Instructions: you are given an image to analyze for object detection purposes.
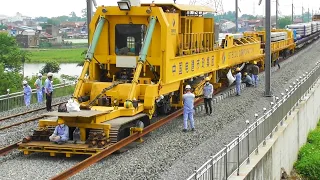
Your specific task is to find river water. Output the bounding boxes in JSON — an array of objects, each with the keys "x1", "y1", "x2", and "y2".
[{"x1": 24, "y1": 63, "x2": 83, "y2": 78}]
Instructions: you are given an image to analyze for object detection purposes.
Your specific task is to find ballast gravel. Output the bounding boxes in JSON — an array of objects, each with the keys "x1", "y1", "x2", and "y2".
[{"x1": 1, "y1": 40, "x2": 320, "y2": 180}]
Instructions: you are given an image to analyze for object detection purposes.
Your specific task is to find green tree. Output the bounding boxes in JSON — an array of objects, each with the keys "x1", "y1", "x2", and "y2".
[
  {"x1": 40, "y1": 60, "x2": 61, "y2": 74},
  {"x1": 0, "y1": 24, "x2": 8, "y2": 30},
  {"x1": 81, "y1": 8, "x2": 87, "y2": 19},
  {"x1": 0, "y1": 63, "x2": 23, "y2": 94},
  {"x1": 34, "y1": 16, "x2": 49, "y2": 22},
  {"x1": 47, "y1": 18, "x2": 60, "y2": 26},
  {"x1": 241, "y1": 14, "x2": 256, "y2": 20},
  {"x1": 0, "y1": 33, "x2": 32, "y2": 94},
  {"x1": 278, "y1": 16, "x2": 292, "y2": 29},
  {"x1": 0, "y1": 33, "x2": 30, "y2": 71}
]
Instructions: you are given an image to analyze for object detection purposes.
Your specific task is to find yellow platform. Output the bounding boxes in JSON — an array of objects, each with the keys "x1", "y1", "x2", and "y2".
[{"x1": 18, "y1": 141, "x2": 109, "y2": 157}]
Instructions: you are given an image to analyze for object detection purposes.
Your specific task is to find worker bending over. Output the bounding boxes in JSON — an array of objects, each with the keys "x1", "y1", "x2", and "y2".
[
  {"x1": 203, "y1": 77, "x2": 214, "y2": 115},
  {"x1": 242, "y1": 72, "x2": 254, "y2": 87},
  {"x1": 49, "y1": 119, "x2": 69, "y2": 145},
  {"x1": 234, "y1": 68, "x2": 242, "y2": 96},
  {"x1": 23, "y1": 80, "x2": 32, "y2": 106},
  {"x1": 182, "y1": 85, "x2": 195, "y2": 132},
  {"x1": 252, "y1": 61, "x2": 259, "y2": 87}
]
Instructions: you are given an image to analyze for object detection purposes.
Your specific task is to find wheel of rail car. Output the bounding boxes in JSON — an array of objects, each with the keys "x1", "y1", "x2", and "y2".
[
  {"x1": 116, "y1": 116, "x2": 150, "y2": 142},
  {"x1": 285, "y1": 50, "x2": 290, "y2": 57},
  {"x1": 113, "y1": 116, "x2": 150, "y2": 154},
  {"x1": 290, "y1": 49, "x2": 294, "y2": 55},
  {"x1": 136, "y1": 120, "x2": 144, "y2": 128}
]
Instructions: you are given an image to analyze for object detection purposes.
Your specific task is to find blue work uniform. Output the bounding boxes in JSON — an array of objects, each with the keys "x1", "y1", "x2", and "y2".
[
  {"x1": 45, "y1": 78, "x2": 53, "y2": 111},
  {"x1": 234, "y1": 72, "x2": 242, "y2": 95},
  {"x1": 51, "y1": 125, "x2": 69, "y2": 142},
  {"x1": 23, "y1": 85, "x2": 32, "y2": 106},
  {"x1": 35, "y1": 78, "x2": 43, "y2": 103},
  {"x1": 243, "y1": 75, "x2": 254, "y2": 87},
  {"x1": 44, "y1": 78, "x2": 53, "y2": 93},
  {"x1": 183, "y1": 92, "x2": 195, "y2": 129}
]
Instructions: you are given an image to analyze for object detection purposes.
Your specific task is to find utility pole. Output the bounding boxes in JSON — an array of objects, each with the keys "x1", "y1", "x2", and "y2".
[
  {"x1": 265, "y1": 0, "x2": 272, "y2": 97},
  {"x1": 302, "y1": 6, "x2": 304, "y2": 23},
  {"x1": 308, "y1": 8, "x2": 310, "y2": 22},
  {"x1": 292, "y1": 3, "x2": 294, "y2": 23},
  {"x1": 276, "y1": 0, "x2": 278, "y2": 28},
  {"x1": 235, "y1": 0, "x2": 238, "y2": 32},
  {"x1": 253, "y1": 2, "x2": 255, "y2": 16}
]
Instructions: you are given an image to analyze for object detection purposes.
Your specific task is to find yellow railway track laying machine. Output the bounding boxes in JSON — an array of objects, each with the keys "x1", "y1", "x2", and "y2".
[{"x1": 19, "y1": 1, "x2": 264, "y2": 156}]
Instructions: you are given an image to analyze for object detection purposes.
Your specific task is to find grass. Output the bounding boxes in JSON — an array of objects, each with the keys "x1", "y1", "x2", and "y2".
[
  {"x1": 28, "y1": 48, "x2": 86, "y2": 63},
  {"x1": 294, "y1": 120, "x2": 320, "y2": 179}
]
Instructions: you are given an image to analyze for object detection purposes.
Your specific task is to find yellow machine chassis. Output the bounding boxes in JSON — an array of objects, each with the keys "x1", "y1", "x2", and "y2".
[{"x1": 19, "y1": 3, "x2": 294, "y2": 156}]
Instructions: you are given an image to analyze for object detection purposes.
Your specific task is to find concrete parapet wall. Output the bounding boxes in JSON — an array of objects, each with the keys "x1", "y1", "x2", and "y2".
[{"x1": 229, "y1": 79, "x2": 320, "y2": 180}]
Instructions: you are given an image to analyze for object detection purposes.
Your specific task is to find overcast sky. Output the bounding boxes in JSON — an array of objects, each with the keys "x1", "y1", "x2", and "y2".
[{"x1": 0, "y1": 0, "x2": 319, "y2": 18}]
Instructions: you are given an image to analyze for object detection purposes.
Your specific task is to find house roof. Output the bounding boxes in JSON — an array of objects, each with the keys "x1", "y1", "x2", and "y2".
[{"x1": 40, "y1": 32, "x2": 53, "y2": 38}]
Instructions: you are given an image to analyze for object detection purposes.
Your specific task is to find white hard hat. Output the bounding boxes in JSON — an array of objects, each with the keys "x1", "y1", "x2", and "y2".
[
  {"x1": 47, "y1": 72, "x2": 53, "y2": 77},
  {"x1": 38, "y1": 73, "x2": 42, "y2": 77},
  {"x1": 185, "y1": 85, "x2": 191, "y2": 89},
  {"x1": 23, "y1": 80, "x2": 27, "y2": 85}
]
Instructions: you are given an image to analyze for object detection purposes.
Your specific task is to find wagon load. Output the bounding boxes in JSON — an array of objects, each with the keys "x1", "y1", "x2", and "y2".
[
  {"x1": 311, "y1": 22, "x2": 319, "y2": 33},
  {"x1": 271, "y1": 32, "x2": 287, "y2": 42},
  {"x1": 286, "y1": 23, "x2": 312, "y2": 37}
]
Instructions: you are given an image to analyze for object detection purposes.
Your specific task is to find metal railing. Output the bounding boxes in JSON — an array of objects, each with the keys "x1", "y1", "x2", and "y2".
[
  {"x1": 187, "y1": 61, "x2": 320, "y2": 180},
  {"x1": 0, "y1": 81, "x2": 76, "y2": 112}
]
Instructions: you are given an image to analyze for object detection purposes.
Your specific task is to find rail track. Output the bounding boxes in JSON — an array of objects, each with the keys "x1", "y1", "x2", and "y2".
[
  {"x1": 0, "y1": 101, "x2": 65, "y2": 122},
  {"x1": 49, "y1": 97, "x2": 204, "y2": 180},
  {"x1": 1, "y1": 40, "x2": 318, "y2": 179},
  {"x1": 0, "y1": 142, "x2": 19, "y2": 156},
  {"x1": 0, "y1": 101, "x2": 67, "y2": 132},
  {"x1": 49, "y1": 41, "x2": 319, "y2": 179},
  {"x1": 0, "y1": 115, "x2": 45, "y2": 131},
  {"x1": 0, "y1": 102, "x2": 66, "y2": 155}
]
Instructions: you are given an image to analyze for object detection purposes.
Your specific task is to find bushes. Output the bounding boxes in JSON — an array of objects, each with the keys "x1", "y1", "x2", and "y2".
[
  {"x1": 0, "y1": 63, "x2": 23, "y2": 94},
  {"x1": 40, "y1": 60, "x2": 61, "y2": 74},
  {"x1": 294, "y1": 121, "x2": 320, "y2": 179}
]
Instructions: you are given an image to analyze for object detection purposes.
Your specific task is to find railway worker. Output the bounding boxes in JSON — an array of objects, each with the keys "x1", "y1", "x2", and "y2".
[
  {"x1": 49, "y1": 119, "x2": 69, "y2": 145},
  {"x1": 274, "y1": 58, "x2": 281, "y2": 70},
  {"x1": 45, "y1": 72, "x2": 53, "y2": 112},
  {"x1": 252, "y1": 61, "x2": 259, "y2": 87},
  {"x1": 234, "y1": 68, "x2": 242, "y2": 96},
  {"x1": 23, "y1": 80, "x2": 32, "y2": 106},
  {"x1": 203, "y1": 77, "x2": 214, "y2": 115},
  {"x1": 182, "y1": 85, "x2": 195, "y2": 132},
  {"x1": 34, "y1": 73, "x2": 43, "y2": 103},
  {"x1": 242, "y1": 72, "x2": 254, "y2": 87}
]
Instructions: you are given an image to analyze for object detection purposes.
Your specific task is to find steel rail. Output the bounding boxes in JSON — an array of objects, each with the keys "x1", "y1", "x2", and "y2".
[
  {"x1": 0, "y1": 115, "x2": 45, "y2": 131},
  {"x1": 40, "y1": 38, "x2": 320, "y2": 179},
  {"x1": 0, "y1": 102, "x2": 65, "y2": 122},
  {"x1": 0, "y1": 142, "x2": 20, "y2": 156},
  {"x1": 49, "y1": 97, "x2": 205, "y2": 180}
]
